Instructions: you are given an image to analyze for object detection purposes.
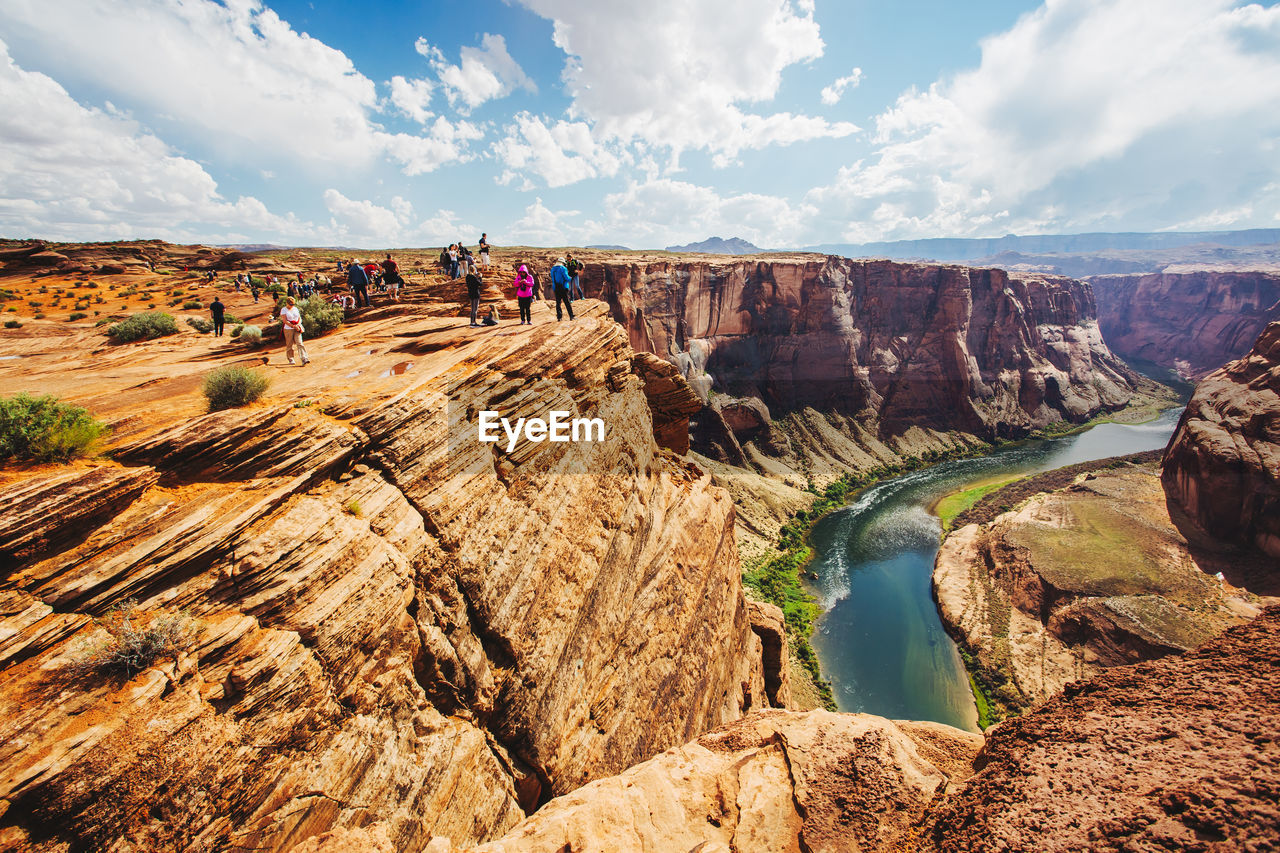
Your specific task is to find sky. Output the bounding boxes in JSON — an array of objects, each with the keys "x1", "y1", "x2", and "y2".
[{"x1": 0, "y1": 0, "x2": 1277, "y2": 249}]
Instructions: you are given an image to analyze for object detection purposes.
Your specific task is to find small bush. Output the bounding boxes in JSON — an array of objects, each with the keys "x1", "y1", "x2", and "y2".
[
  {"x1": 108, "y1": 311, "x2": 178, "y2": 342},
  {"x1": 345, "y1": 499, "x2": 362, "y2": 517},
  {"x1": 203, "y1": 366, "x2": 270, "y2": 411},
  {"x1": 74, "y1": 301, "x2": 89, "y2": 310},
  {"x1": 182, "y1": 300, "x2": 202, "y2": 310},
  {"x1": 185, "y1": 317, "x2": 213, "y2": 333},
  {"x1": 238, "y1": 325, "x2": 262, "y2": 344},
  {"x1": 171, "y1": 288, "x2": 185, "y2": 296},
  {"x1": 0, "y1": 393, "x2": 108, "y2": 461},
  {"x1": 33, "y1": 313, "x2": 45, "y2": 319},
  {"x1": 274, "y1": 297, "x2": 343, "y2": 337},
  {"x1": 71, "y1": 600, "x2": 197, "y2": 679},
  {"x1": 4, "y1": 319, "x2": 21, "y2": 328},
  {"x1": 68, "y1": 312, "x2": 88, "y2": 322}
]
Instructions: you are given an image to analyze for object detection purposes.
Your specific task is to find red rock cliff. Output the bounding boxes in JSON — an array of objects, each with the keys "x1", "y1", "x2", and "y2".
[
  {"x1": 591, "y1": 257, "x2": 1151, "y2": 440},
  {"x1": 1162, "y1": 320, "x2": 1280, "y2": 561},
  {"x1": 1091, "y1": 270, "x2": 1280, "y2": 378}
]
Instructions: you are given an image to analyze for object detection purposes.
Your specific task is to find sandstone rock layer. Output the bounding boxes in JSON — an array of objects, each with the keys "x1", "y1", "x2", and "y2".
[
  {"x1": 1162, "y1": 320, "x2": 1280, "y2": 562},
  {"x1": 1091, "y1": 270, "x2": 1280, "y2": 378},
  {"x1": 930, "y1": 605, "x2": 1280, "y2": 852},
  {"x1": 0, "y1": 301, "x2": 778, "y2": 851}
]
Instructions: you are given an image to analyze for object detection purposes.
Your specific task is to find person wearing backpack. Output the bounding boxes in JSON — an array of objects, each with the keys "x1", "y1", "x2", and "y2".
[
  {"x1": 566, "y1": 253, "x2": 584, "y2": 300},
  {"x1": 514, "y1": 264, "x2": 535, "y2": 324},
  {"x1": 550, "y1": 258, "x2": 573, "y2": 321}
]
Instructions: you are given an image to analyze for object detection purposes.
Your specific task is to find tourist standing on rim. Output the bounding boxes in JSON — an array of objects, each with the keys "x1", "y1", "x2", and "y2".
[
  {"x1": 550, "y1": 257, "x2": 573, "y2": 321},
  {"x1": 347, "y1": 259, "x2": 370, "y2": 307},
  {"x1": 279, "y1": 296, "x2": 310, "y2": 365},
  {"x1": 514, "y1": 264, "x2": 535, "y2": 325},
  {"x1": 478, "y1": 233, "x2": 490, "y2": 272},
  {"x1": 465, "y1": 259, "x2": 483, "y2": 326},
  {"x1": 381, "y1": 253, "x2": 403, "y2": 301},
  {"x1": 209, "y1": 296, "x2": 226, "y2": 337},
  {"x1": 566, "y1": 253, "x2": 584, "y2": 299}
]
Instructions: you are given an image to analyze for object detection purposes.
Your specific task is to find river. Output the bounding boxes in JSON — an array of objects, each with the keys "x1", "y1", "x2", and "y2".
[{"x1": 806, "y1": 408, "x2": 1183, "y2": 732}]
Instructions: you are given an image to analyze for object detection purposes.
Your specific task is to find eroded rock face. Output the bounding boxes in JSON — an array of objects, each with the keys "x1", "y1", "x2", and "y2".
[
  {"x1": 929, "y1": 605, "x2": 1280, "y2": 852},
  {"x1": 424, "y1": 710, "x2": 982, "y2": 853},
  {"x1": 0, "y1": 304, "x2": 777, "y2": 851},
  {"x1": 933, "y1": 464, "x2": 1268, "y2": 718},
  {"x1": 1091, "y1": 271, "x2": 1280, "y2": 378},
  {"x1": 593, "y1": 258, "x2": 1154, "y2": 439},
  {"x1": 1162, "y1": 321, "x2": 1280, "y2": 561}
]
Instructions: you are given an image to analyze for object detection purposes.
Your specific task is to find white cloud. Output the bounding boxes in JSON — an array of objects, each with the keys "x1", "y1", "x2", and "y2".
[
  {"x1": 820, "y1": 67, "x2": 863, "y2": 105},
  {"x1": 806, "y1": 0, "x2": 1280, "y2": 241},
  {"x1": 0, "y1": 38, "x2": 302, "y2": 243},
  {"x1": 321, "y1": 189, "x2": 477, "y2": 247},
  {"x1": 497, "y1": 179, "x2": 809, "y2": 248},
  {"x1": 415, "y1": 33, "x2": 535, "y2": 114},
  {"x1": 388, "y1": 75, "x2": 436, "y2": 124},
  {"x1": 380, "y1": 116, "x2": 485, "y2": 175},
  {"x1": 511, "y1": 0, "x2": 856, "y2": 176},
  {"x1": 0, "y1": 0, "x2": 480, "y2": 175},
  {"x1": 492, "y1": 113, "x2": 625, "y2": 188}
]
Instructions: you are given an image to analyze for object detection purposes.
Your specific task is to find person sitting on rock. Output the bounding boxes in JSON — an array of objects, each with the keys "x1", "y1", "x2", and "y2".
[{"x1": 481, "y1": 305, "x2": 499, "y2": 327}]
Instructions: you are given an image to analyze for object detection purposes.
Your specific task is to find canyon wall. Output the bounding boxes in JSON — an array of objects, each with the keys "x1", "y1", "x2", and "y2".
[
  {"x1": 0, "y1": 303, "x2": 780, "y2": 851},
  {"x1": 1091, "y1": 270, "x2": 1280, "y2": 378},
  {"x1": 588, "y1": 258, "x2": 1159, "y2": 449},
  {"x1": 1162, "y1": 320, "x2": 1280, "y2": 562}
]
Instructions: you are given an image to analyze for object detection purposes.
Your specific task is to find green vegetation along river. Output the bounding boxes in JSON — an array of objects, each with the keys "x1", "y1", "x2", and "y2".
[{"x1": 807, "y1": 408, "x2": 1183, "y2": 732}]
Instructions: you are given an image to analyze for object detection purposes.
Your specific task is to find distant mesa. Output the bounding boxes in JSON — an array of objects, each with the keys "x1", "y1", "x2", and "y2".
[
  {"x1": 665, "y1": 236, "x2": 763, "y2": 255},
  {"x1": 586, "y1": 244, "x2": 632, "y2": 251},
  {"x1": 807, "y1": 228, "x2": 1280, "y2": 265}
]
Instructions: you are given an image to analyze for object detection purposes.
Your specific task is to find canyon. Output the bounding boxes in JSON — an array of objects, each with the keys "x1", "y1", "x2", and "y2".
[
  {"x1": 1090, "y1": 270, "x2": 1280, "y2": 379},
  {"x1": 1, "y1": 241, "x2": 1277, "y2": 851}
]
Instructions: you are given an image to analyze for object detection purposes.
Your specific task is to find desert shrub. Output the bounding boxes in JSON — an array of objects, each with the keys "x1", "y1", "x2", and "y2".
[
  {"x1": 74, "y1": 301, "x2": 89, "y2": 310},
  {"x1": 0, "y1": 393, "x2": 108, "y2": 461},
  {"x1": 238, "y1": 324, "x2": 262, "y2": 344},
  {"x1": 266, "y1": 283, "x2": 285, "y2": 296},
  {"x1": 4, "y1": 319, "x2": 21, "y2": 329},
  {"x1": 203, "y1": 365, "x2": 270, "y2": 411},
  {"x1": 345, "y1": 499, "x2": 362, "y2": 517},
  {"x1": 68, "y1": 312, "x2": 87, "y2": 322},
  {"x1": 185, "y1": 317, "x2": 213, "y2": 333},
  {"x1": 71, "y1": 600, "x2": 197, "y2": 679},
  {"x1": 171, "y1": 288, "x2": 186, "y2": 296},
  {"x1": 33, "y1": 313, "x2": 45, "y2": 319},
  {"x1": 182, "y1": 300, "x2": 202, "y2": 310},
  {"x1": 274, "y1": 297, "x2": 343, "y2": 337},
  {"x1": 108, "y1": 311, "x2": 177, "y2": 342}
]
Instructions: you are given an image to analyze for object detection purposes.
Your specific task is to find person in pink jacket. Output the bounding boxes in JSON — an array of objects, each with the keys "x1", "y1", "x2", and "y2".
[{"x1": 514, "y1": 264, "x2": 535, "y2": 325}]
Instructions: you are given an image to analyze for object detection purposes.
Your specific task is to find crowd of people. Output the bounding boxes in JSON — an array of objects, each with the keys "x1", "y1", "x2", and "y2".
[{"x1": 209, "y1": 238, "x2": 594, "y2": 365}]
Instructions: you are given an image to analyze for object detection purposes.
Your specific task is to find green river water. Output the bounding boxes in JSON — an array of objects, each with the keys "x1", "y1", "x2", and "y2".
[{"x1": 806, "y1": 408, "x2": 1183, "y2": 732}]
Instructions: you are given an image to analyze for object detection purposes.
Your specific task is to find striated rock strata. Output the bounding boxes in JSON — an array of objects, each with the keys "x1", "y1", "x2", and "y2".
[
  {"x1": 933, "y1": 463, "x2": 1269, "y2": 718},
  {"x1": 1091, "y1": 270, "x2": 1280, "y2": 378},
  {"x1": 0, "y1": 302, "x2": 779, "y2": 851},
  {"x1": 1162, "y1": 320, "x2": 1280, "y2": 561},
  {"x1": 593, "y1": 258, "x2": 1157, "y2": 441},
  {"x1": 329, "y1": 710, "x2": 981, "y2": 853},
  {"x1": 930, "y1": 605, "x2": 1280, "y2": 852}
]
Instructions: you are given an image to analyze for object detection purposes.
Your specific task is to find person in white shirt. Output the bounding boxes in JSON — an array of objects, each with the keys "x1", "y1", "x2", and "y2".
[{"x1": 279, "y1": 296, "x2": 310, "y2": 365}]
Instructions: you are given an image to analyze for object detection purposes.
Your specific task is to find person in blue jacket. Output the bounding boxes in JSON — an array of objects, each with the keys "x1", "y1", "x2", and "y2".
[
  {"x1": 550, "y1": 258, "x2": 573, "y2": 321},
  {"x1": 347, "y1": 258, "x2": 370, "y2": 307}
]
